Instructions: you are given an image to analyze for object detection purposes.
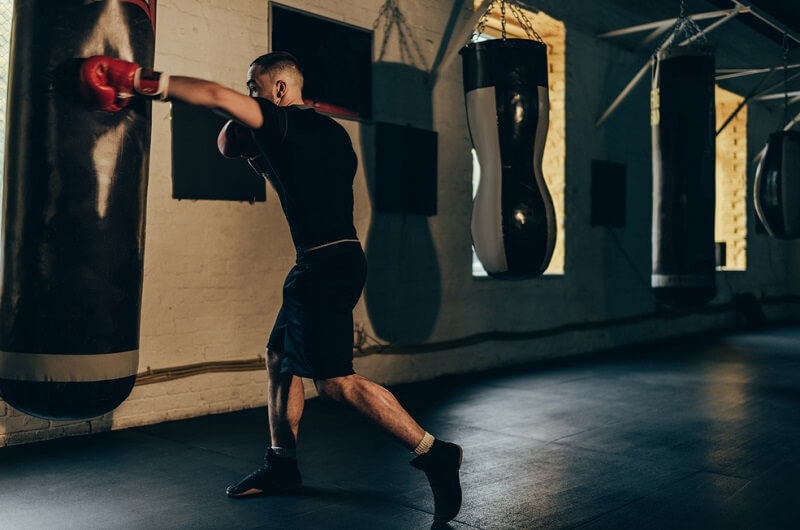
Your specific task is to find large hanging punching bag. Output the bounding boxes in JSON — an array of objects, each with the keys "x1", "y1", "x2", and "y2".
[
  {"x1": 0, "y1": 0, "x2": 156, "y2": 419},
  {"x1": 461, "y1": 38, "x2": 556, "y2": 280},
  {"x1": 754, "y1": 130, "x2": 800, "y2": 239},
  {"x1": 651, "y1": 45, "x2": 716, "y2": 308}
]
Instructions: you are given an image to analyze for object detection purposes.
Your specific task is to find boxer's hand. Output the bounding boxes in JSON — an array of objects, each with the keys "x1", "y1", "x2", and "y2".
[
  {"x1": 218, "y1": 120, "x2": 259, "y2": 159},
  {"x1": 218, "y1": 120, "x2": 270, "y2": 179},
  {"x1": 79, "y1": 56, "x2": 138, "y2": 111},
  {"x1": 79, "y1": 56, "x2": 169, "y2": 111}
]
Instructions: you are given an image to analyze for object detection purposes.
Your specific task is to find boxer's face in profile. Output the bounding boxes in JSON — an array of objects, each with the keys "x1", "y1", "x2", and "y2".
[
  {"x1": 246, "y1": 65, "x2": 286, "y2": 105},
  {"x1": 246, "y1": 65, "x2": 267, "y2": 98}
]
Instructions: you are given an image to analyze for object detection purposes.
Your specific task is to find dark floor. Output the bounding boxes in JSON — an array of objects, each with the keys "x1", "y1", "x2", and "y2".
[{"x1": 2, "y1": 326, "x2": 800, "y2": 529}]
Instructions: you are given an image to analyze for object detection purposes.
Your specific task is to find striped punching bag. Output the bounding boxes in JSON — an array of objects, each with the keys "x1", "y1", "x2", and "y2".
[
  {"x1": 0, "y1": 0, "x2": 156, "y2": 419},
  {"x1": 651, "y1": 45, "x2": 717, "y2": 308},
  {"x1": 461, "y1": 39, "x2": 555, "y2": 279},
  {"x1": 754, "y1": 130, "x2": 800, "y2": 239}
]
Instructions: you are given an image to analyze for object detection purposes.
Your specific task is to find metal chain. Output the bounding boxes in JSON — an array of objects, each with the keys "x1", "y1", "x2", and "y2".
[
  {"x1": 396, "y1": 6, "x2": 428, "y2": 68},
  {"x1": 472, "y1": 2, "x2": 495, "y2": 41},
  {"x1": 508, "y1": 2, "x2": 543, "y2": 42},
  {"x1": 657, "y1": 0, "x2": 708, "y2": 52},
  {"x1": 372, "y1": 0, "x2": 427, "y2": 68},
  {"x1": 676, "y1": 0, "x2": 705, "y2": 44},
  {"x1": 500, "y1": 0, "x2": 507, "y2": 40},
  {"x1": 471, "y1": 0, "x2": 544, "y2": 43},
  {"x1": 372, "y1": 0, "x2": 391, "y2": 30},
  {"x1": 373, "y1": 0, "x2": 395, "y2": 62}
]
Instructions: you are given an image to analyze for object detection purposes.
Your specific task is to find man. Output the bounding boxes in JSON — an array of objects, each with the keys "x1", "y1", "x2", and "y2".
[{"x1": 79, "y1": 52, "x2": 463, "y2": 523}]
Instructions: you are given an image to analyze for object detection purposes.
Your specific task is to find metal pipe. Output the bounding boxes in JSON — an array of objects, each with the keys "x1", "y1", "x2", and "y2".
[
  {"x1": 595, "y1": 60, "x2": 653, "y2": 127},
  {"x1": 785, "y1": 109, "x2": 800, "y2": 130},
  {"x1": 757, "y1": 70, "x2": 800, "y2": 99},
  {"x1": 597, "y1": 9, "x2": 740, "y2": 39},
  {"x1": 755, "y1": 90, "x2": 800, "y2": 101},
  {"x1": 716, "y1": 63, "x2": 800, "y2": 81},
  {"x1": 641, "y1": 25, "x2": 672, "y2": 47}
]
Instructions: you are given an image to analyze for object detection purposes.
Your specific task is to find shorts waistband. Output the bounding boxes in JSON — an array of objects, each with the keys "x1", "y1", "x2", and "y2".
[{"x1": 297, "y1": 239, "x2": 361, "y2": 255}]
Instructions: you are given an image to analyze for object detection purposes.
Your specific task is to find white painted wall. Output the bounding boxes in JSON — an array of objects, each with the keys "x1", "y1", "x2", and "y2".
[{"x1": 2, "y1": 0, "x2": 798, "y2": 445}]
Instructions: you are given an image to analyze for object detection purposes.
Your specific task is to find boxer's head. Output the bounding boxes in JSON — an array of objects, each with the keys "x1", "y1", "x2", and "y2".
[{"x1": 247, "y1": 51, "x2": 304, "y2": 106}]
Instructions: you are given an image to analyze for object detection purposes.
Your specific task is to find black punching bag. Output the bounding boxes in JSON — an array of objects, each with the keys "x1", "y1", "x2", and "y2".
[
  {"x1": 754, "y1": 130, "x2": 800, "y2": 239},
  {"x1": 461, "y1": 39, "x2": 556, "y2": 279},
  {"x1": 651, "y1": 45, "x2": 716, "y2": 308},
  {"x1": 0, "y1": 0, "x2": 156, "y2": 419}
]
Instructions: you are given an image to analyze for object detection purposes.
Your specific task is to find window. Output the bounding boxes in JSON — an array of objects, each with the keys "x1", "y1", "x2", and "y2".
[
  {"x1": 470, "y1": 2, "x2": 566, "y2": 276},
  {"x1": 171, "y1": 102, "x2": 267, "y2": 202},
  {"x1": 715, "y1": 85, "x2": 747, "y2": 270}
]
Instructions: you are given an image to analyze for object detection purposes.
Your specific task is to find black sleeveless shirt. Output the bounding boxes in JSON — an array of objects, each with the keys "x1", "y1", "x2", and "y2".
[{"x1": 251, "y1": 99, "x2": 358, "y2": 251}]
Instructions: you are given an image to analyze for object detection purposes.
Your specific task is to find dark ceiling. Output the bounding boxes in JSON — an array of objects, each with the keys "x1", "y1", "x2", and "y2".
[{"x1": 706, "y1": 0, "x2": 800, "y2": 47}]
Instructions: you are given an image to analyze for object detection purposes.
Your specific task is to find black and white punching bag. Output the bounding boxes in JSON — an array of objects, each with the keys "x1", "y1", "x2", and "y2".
[
  {"x1": 461, "y1": 39, "x2": 555, "y2": 279},
  {"x1": 0, "y1": 0, "x2": 156, "y2": 419},
  {"x1": 754, "y1": 130, "x2": 800, "y2": 239},
  {"x1": 651, "y1": 45, "x2": 717, "y2": 308}
]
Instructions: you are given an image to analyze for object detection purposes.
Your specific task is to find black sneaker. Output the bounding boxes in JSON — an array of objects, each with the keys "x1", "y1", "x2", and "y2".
[
  {"x1": 410, "y1": 440, "x2": 463, "y2": 523},
  {"x1": 226, "y1": 449, "x2": 302, "y2": 498}
]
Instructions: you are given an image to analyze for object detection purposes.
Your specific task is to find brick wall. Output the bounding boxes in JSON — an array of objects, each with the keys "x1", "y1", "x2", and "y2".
[{"x1": 716, "y1": 85, "x2": 748, "y2": 270}]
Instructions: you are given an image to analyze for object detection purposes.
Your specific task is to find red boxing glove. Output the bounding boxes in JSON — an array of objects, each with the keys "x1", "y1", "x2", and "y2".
[
  {"x1": 218, "y1": 120, "x2": 270, "y2": 179},
  {"x1": 217, "y1": 120, "x2": 259, "y2": 159},
  {"x1": 79, "y1": 55, "x2": 169, "y2": 112},
  {"x1": 79, "y1": 56, "x2": 137, "y2": 111}
]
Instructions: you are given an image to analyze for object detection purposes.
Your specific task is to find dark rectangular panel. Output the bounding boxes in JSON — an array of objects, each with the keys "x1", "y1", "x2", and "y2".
[
  {"x1": 271, "y1": 3, "x2": 372, "y2": 120},
  {"x1": 171, "y1": 102, "x2": 266, "y2": 203}
]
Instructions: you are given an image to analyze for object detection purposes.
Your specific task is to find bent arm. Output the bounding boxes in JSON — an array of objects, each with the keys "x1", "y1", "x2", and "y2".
[{"x1": 166, "y1": 76, "x2": 264, "y2": 129}]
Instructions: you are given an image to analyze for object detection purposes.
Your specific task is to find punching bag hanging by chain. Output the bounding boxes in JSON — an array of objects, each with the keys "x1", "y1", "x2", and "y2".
[
  {"x1": 754, "y1": 37, "x2": 800, "y2": 240},
  {"x1": 0, "y1": 0, "x2": 156, "y2": 419},
  {"x1": 651, "y1": 8, "x2": 716, "y2": 308},
  {"x1": 461, "y1": 1, "x2": 555, "y2": 279},
  {"x1": 755, "y1": 130, "x2": 800, "y2": 238}
]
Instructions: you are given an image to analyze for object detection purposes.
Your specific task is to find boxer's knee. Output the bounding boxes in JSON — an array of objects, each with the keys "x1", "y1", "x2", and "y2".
[{"x1": 267, "y1": 348, "x2": 283, "y2": 372}]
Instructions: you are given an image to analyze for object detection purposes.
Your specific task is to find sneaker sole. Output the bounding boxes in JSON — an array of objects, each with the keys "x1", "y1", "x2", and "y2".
[{"x1": 226, "y1": 484, "x2": 302, "y2": 498}]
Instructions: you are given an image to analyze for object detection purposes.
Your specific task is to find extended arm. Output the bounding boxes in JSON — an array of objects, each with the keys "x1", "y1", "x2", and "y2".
[
  {"x1": 78, "y1": 56, "x2": 264, "y2": 128},
  {"x1": 165, "y1": 76, "x2": 263, "y2": 129}
]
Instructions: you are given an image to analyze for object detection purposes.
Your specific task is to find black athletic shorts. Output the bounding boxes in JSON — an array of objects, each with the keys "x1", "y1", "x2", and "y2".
[{"x1": 267, "y1": 241, "x2": 367, "y2": 379}]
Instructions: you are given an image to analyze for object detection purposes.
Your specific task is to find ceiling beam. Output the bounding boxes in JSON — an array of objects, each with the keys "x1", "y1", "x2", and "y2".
[
  {"x1": 755, "y1": 90, "x2": 800, "y2": 101},
  {"x1": 597, "y1": 9, "x2": 742, "y2": 39},
  {"x1": 729, "y1": 0, "x2": 800, "y2": 46},
  {"x1": 596, "y1": 9, "x2": 741, "y2": 127},
  {"x1": 716, "y1": 63, "x2": 800, "y2": 81}
]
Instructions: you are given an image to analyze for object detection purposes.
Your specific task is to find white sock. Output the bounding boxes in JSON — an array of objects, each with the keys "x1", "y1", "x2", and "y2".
[
  {"x1": 271, "y1": 446, "x2": 297, "y2": 459},
  {"x1": 412, "y1": 432, "x2": 435, "y2": 456}
]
